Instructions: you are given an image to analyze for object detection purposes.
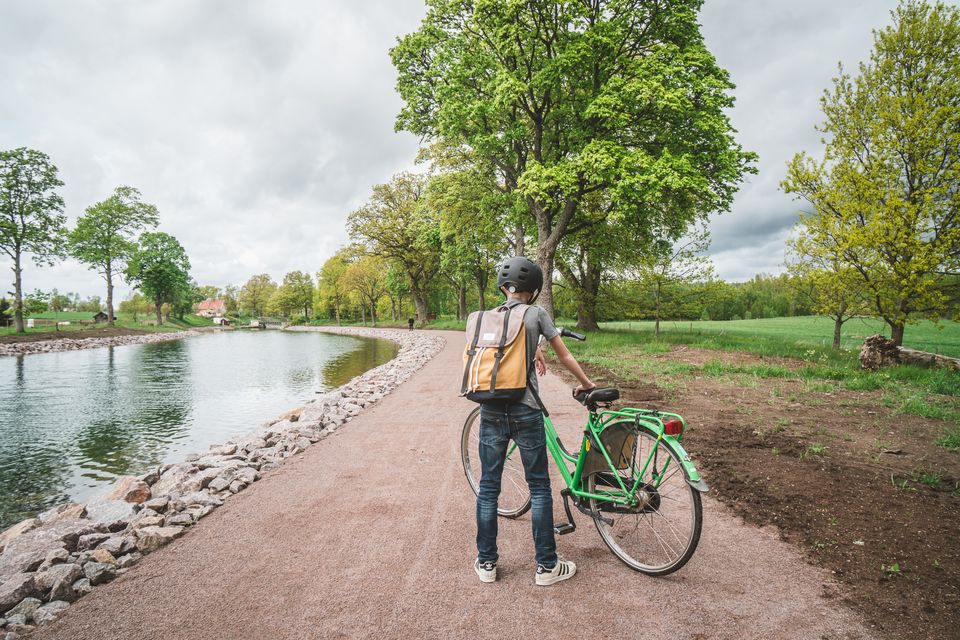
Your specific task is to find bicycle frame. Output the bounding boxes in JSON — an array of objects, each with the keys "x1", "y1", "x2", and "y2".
[{"x1": 502, "y1": 407, "x2": 708, "y2": 507}]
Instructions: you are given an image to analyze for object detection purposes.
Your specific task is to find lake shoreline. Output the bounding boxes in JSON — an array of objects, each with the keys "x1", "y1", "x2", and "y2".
[
  {"x1": 0, "y1": 327, "x2": 445, "y2": 634},
  {"x1": 0, "y1": 328, "x2": 204, "y2": 358}
]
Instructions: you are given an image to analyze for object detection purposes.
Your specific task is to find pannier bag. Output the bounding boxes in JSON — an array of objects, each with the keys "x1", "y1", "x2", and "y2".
[
  {"x1": 581, "y1": 421, "x2": 638, "y2": 477},
  {"x1": 461, "y1": 303, "x2": 531, "y2": 403}
]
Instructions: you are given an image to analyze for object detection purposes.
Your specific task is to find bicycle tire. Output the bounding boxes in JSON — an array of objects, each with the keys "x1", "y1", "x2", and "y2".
[
  {"x1": 460, "y1": 406, "x2": 532, "y2": 519},
  {"x1": 586, "y1": 422, "x2": 703, "y2": 576}
]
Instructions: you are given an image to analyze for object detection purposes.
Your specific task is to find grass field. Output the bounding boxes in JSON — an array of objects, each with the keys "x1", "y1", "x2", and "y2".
[{"x1": 0, "y1": 311, "x2": 212, "y2": 336}]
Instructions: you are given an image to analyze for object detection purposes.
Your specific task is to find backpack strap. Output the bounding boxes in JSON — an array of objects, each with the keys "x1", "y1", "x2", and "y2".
[
  {"x1": 488, "y1": 308, "x2": 512, "y2": 392},
  {"x1": 461, "y1": 310, "x2": 484, "y2": 394}
]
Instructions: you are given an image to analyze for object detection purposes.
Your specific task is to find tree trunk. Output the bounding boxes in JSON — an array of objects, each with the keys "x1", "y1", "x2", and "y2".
[
  {"x1": 534, "y1": 238, "x2": 559, "y2": 319},
  {"x1": 514, "y1": 224, "x2": 525, "y2": 256},
  {"x1": 413, "y1": 290, "x2": 428, "y2": 326},
  {"x1": 654, "y1": 281, "x2": 662, "y2": 339},
  {"x1": 890, "y1": 322, "x2": 905, "y2": 347},
  {"x1": 833, "y1": 316, "x2": 843, "y2": 350},
  {"x1": 370, "y1": 301, "x2": 377, "y2": 327},
  {"x1": 334, "y1": 294, "x2": 341, "y2": 326},
  {"x1": 155, "y1": 296, "x2": 163, "y2": 326},
  {"x1": 458, "y1": 286, "x2": 467, "y2": 320},
  {"x1": 360, "y1": 304, "x2": 366, "y2": 326},
  {"x1": 476, "y1": 271, "x2": 488, "y2": 310},
  {"x1": 105, "y1": 261, "x2": 115, "y2": 325},
  {"x1": 390, "y1": 297, "x2": 396, "y2": 322},
  {"x1": 13, "y1": 253, "x2": 24, "y2": 333}
]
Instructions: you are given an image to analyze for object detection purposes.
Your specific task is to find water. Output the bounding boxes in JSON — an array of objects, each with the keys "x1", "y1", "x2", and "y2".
[{"x1": 0, "y1": 330, "x2": 397, "y2": 529}]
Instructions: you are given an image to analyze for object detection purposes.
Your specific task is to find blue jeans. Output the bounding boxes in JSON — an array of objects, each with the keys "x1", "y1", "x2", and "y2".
[{"x1": 476, "y1": 402, "x2": 557, "y2": 569}]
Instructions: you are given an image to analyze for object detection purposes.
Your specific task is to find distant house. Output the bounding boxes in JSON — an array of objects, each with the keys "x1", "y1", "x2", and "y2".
[
  {"x1": 212, "y1": 316, "x2": 230, "y2": 326},
  {"x1": 196, "y1": 298, "x2": 227, "y2": 318},
  {"x1": 93, "y1": 311, "x2": 109, "y2": 323}
]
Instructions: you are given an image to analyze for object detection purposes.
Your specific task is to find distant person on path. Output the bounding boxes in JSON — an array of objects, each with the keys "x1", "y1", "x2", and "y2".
[{"x1": 461, "y1": 256, "x2": 595, "y2": 586}]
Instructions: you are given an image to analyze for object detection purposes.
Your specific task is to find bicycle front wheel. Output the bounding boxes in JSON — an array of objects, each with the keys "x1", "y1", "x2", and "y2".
[
  {"x1": 587, "y1": 423, "x2": 702, "y2": 576},
  {"x1": 460, "y1": 407, "x2": 531, "y2": 518}
]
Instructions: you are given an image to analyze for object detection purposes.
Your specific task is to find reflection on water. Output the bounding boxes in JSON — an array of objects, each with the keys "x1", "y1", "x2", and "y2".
[{"x1": 0, "y1": 331, "x2": 396, "y2": 529}]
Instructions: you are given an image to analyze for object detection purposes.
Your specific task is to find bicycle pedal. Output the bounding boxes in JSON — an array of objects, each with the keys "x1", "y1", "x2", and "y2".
[{"x1": 553, "y1": 523, "x2": 576, "y2": 535}]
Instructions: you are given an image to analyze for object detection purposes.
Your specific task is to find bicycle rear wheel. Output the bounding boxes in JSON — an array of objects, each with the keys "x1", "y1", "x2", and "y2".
[
  {"x1": 586, "y1": 423, "x2": 702, "y2": 576},
  {"x1": 460, "y1": 407, "x2": 531, "y2": 518}
]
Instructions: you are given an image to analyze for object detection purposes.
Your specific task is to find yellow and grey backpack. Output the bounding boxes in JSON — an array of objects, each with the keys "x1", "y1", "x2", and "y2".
[{"x1": 461, "y1": 303, "x2": 533, "y2": 405}]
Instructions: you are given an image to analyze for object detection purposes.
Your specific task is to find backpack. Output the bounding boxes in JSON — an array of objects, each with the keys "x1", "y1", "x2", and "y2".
[{"x1": 461, "y1": 303, "x2": 532, "y2": 404}]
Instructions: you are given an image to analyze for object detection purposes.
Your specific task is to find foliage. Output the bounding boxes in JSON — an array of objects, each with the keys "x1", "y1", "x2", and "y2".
[
  {"x1": 342, "y1": 255, "x2": 389, "y2": 325},
  {"x1": 67, "y1": 185, "x2": 159, "y2": 323},
  {"x1": 268, "y1": 271, "x2": 315, "y2": 319},
  {"x1": 125, "y1": 232, "x2": 192, "y2": 325},
  {"x1": 392, "y1": 0, "x2": 755, "y2": 316},
  {"x1": 316, "y1": 246, "x2": 357, "y2": 324},
  {"x1": 238, "y1": 274, "x2": 277, "y2": 318},
  {"x1": 347, "y1": 172, "x2": 441, "y2": 325},
  {"x1": 783, "y1": 0, "x2": 960, "y2": 346},
  {"x1": 0, "y1": 147, "x2": 67, "y2": 332},
  {"x1": 196, "y1": 285, "x2": 222, "y2": 301},
  {"x1": 23, "y1": 289, "x2": 49, "y2": 316}
]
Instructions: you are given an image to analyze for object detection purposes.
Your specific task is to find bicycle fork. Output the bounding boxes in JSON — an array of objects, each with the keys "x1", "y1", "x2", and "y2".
[{"x1": 553, "y1": 488, "x2": 614, "y2": 536}]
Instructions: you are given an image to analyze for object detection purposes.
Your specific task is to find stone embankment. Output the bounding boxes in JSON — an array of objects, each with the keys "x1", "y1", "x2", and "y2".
[
  {"x1": 0, "y1": 331, "x2": 201, "y2": 358},
  {"x1": 0, "y1": 327, "x2": 444, "y2": 638}
]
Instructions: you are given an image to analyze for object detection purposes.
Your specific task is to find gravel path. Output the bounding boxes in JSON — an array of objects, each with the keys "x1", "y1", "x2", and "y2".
[{"x1": 31, "y1": 330, "x2": 877, "y2": 640}]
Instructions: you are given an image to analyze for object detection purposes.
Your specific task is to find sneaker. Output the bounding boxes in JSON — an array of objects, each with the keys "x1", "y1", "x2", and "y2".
[
  {"x1": 535, "y1": 557, "x2": 576, "y2": 586},
  {"x1": 474, "y1": 558, "x2": 497, "y2": 583}
]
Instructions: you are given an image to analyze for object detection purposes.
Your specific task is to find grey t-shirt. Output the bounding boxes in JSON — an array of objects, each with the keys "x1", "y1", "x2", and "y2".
[{"x1": 502, "y1": 298, "x2": 560, "y2": 411}]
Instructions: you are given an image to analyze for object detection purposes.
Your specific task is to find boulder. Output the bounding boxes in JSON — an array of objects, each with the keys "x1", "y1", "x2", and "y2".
[
  {"x1": 143, "y1": 496, "x2": 170, "y2": 513},
  {"x1": 116, "y1": 552, "x2": 141, "y2": 569},
  {"x1": 208, "y1": 443, "x2": 238, "y2": 456},
  {"x1": 43, "y1": 548, "x2": 69, "y2": 566},
  {"x1": 0, "y1": 520, "x2": 102, "y2": 576},
  {"x1": 132, "y1": 516, "x2": 165, "y2": 530},
  {"x1": 180, "y1": 492, "x2": 223, "y2": 508},
  {"x1": 0, "y1": 520, "x2": 38, "y2": 555},
  {"x1": 96, "y1": 536, "x2": 135, "y2": 557},
  {"x1": 87, "y1": 549, "x2": 117, "y2": 566},
  {"x1": 82, "y1": 562, "x2": 115, "y2": 585},
  {"x1": 33, "y1": 562, "x2": 82, "y2": 595},
  {"x1": 71, "y1": 578, "x2": 92, "y2": 597},
  {"x1": 235, "y1": 467, "x2": 259, "y2": 485},
  {"x1": 134, "y1": 526, "x2": 184, "y2": 553},
  {"x1": 137, "y1": 467, "x2": 161, "y2": 486},
  {"x1": 228, "y1": 481, "x2": 246, "y2": 494},
  {"x1": 180, "y1": 467, "x2": 223, "y2": 492},
  {"x1": 84, "y1": 500, "x2": 137, "y2": 531},
  {"x1": 102, "y1": 476, "x2": 151, "y2": 504},
  {"x1": 33, "y1": 600, "x2": 70, "y2": 626},
  {"x1": 163, "y1": 513, "x2": 194, "y2": 527},
  {"x1": 150, "y1": 464, "x2": 195, "y2": 497},
  {"x1": 4, "y1": 597, "x2": 40, "y2": 622},
  {"x1": 76, "y1": 533, "x2": 111, "y2": 552},
  {"x1": 0, "y1": 573, "x2": 35, "y2": 614}
]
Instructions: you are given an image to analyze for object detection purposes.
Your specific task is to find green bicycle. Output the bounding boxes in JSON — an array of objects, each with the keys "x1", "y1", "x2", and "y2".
[{"x1": 461, "y1": 328, "x2": 708, "y2": 576}]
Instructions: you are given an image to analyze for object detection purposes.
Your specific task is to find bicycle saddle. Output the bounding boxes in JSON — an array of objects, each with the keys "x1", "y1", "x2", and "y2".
[{"x1": 574, "y1": 387, "x2": 620, "y2": 405}]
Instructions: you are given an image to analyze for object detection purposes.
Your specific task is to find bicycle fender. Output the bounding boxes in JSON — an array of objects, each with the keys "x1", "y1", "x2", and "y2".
[{"x1": 661, "y1": 435, "x2": 710, "y2": 492}]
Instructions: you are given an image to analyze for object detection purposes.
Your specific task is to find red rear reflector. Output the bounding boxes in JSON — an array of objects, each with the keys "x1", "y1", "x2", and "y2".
[{"x1": 663, "y1": 419, "x2": 683, "y2": 436}]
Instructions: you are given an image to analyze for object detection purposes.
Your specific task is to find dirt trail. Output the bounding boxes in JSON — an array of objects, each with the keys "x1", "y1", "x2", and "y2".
[{"x1": 33, "y1": 331, "x2": 876, "y2": 640}]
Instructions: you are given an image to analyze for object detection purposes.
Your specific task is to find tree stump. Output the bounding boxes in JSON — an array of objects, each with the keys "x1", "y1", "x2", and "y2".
[{"x1": 859, "y1": 334, "x2": 960, "y2": 371}]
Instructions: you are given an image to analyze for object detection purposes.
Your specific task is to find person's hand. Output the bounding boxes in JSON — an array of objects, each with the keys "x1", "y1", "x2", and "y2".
[
  {"x1": 535, "y1": 348, "x2": 547, "y2": 376},
  {"x1": 573, "y1": 381, "x2": 596, "y2": 395}
]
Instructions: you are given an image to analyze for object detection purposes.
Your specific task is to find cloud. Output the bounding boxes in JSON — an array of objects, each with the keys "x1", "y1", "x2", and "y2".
[{"x1": 0, "y1": 0, "x2": 919, "y2": 298}]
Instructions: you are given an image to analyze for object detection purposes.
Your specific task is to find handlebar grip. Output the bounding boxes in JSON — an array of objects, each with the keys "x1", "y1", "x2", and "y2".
[{"x1": 560, "y1": 327, "x2": 587, "y2": 341}]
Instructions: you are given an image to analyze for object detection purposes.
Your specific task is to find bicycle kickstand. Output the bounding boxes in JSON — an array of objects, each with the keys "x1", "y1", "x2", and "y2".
[{"x1": 553, "y1": 488, "x2": 577, "y2": 535}]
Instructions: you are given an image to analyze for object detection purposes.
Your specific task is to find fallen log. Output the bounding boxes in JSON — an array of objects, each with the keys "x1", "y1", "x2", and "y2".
[{"x1": 859, "y1": 334, "x2": 960, "y2": 372}]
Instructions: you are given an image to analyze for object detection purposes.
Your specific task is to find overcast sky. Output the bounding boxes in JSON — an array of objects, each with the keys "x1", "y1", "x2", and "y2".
[{"x1": 0, "y1": 0, "x2": 919, "y2": 300}]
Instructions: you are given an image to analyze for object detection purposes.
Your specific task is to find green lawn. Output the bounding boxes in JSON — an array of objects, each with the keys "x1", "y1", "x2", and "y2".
[
  {"x1": 0, "y1": 311, "x2": 212, "y2": 336},
  {"x1": 601, "y1": 316, "x2": 960, "y2": 358}
]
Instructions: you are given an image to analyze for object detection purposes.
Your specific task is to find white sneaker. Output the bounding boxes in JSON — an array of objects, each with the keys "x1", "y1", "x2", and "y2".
[
  {"x1": 535, "y1": 557, "x2": 576, "y2": 586},
  {"x1": 474, "y1": 558, "x2": 497, "y2": 583}
]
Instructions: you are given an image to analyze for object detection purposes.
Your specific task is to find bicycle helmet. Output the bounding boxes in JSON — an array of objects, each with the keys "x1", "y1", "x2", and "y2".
[{"x1": 497, "y1": 256, "x2": 544, "y2": 303}]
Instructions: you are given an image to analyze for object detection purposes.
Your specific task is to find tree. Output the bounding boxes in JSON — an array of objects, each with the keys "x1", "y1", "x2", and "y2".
[
  {"x1": 283, "y1": 271, "x2": 315, "y2": 320},
  {"x1": 347, "y1": 173, "x2": 441, "y2": 325},
  {"x1": 782, "y1": 0, "x2": 960, "y2": 346},
  {"x1": 196, "y1": 285, "x2": 222, "y2": 301},
  {"x1": 23, "y1": 289, "x2": 49, "y2": 316},
  {"x1": 68, "y1": 185, "x2": 159, "y2": 325},
  {"x1": 48, "y1": 288, "x2": 71, "y2": 313},
  {"x1": 0, "y1": 297, "x2": 10, "y2": 327},
  {"x1": 239, "y1": 274, "x2": 277, "y2": 318},
  {"x1": 632, "y1": 225, "x2": 716, "y2": 338},
  {"x1": 125, "y1": 232, "x2": 192, "y2": 326},
  {"x1": 0, "y1": 148, "x2": 66, "y2": 332},
  {"x1": 392, "y1": 0, "x2": 754, "y2": 317},
  {"x1": 343, "y1": 255, "x2": 388, "y2": 326},
  {"x1": 317, "y1": 248, "x2": 354, "y2": 325},
  {"x1": 222, "y1": 285, "x2": 240, "y2": 315},
  {"x1": 118, "y1": 292, "x2": 151, "y2": 321}
]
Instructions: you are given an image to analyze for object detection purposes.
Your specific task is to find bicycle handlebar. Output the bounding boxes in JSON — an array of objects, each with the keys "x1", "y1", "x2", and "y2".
[{"x1": 559, "y1": 327, "x2": 586, "y2": 341}]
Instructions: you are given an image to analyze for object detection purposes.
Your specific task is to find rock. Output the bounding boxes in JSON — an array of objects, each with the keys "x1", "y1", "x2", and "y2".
[
  {"x1": 341, "y1": 402, "x2": 362, "y2": 415},
  {"x1": 43, "y1": 548, "x2": 69, "y2": 566},
  {"x1": 32, "y1": 562, "x2": 82, "y2": 597},
  {"x1": 206, "y1": 468, "x2": 237, "y2": 493},
  {"x1": 180, "y1": 467, "x2": 222, "y2": 492},
  {"x1": 150, "y1": 464, "x2": 194, "y2": 497},
  {"x1": 0, "y1": 520, "x2": 38, "y2": 555},
  {"x1": 163, "y1": 513, "x2": 193, "y2": 527},
  {"x1": 235, "y1": 467, "x2": 259, "y2": 485},
  {"x1": 76, "y1": 533, "x2": 111, "y2": 551},
  {"x1": 208, "y1": 443, "x2": 237, "y2": 456},
  {"x1": 134, "y1": 526, "x2": 184, "y2": 553},
  {"x1": 184, "y1": 505, "x2": 213, "y2": 522},
  {"x1": 102, "y1": 476, "x2": 152, "y2": 504},
  {"x1": 293, "y1": 437, "x2": 312, "y2": 452},
  {"x1": 116, "y1": 552, "x2": 141, "y2": 569},
  {"x1": 32, "y1": 600, "x2": 69, "y2": 626},
  {"x1": 181, "y1": 492, "x2": 223, "y2": 508},
  {"x1": 143, "y1": 496, "x2": 170, "y2": 513},
  {"x1": 71, "y1": 578, "x2": 92, "y2": 597},
  {"x1": 0, "y1": 520, "x2": 102, "y2": 576},
  {"x1": 82, "y1": 562, "x2": 115, "y2": 585},
  {"x1": 84, "y1": 500, "x2": 137, "y2": 531},
  {"x1": 87, "y1": 549, "x2": 117, "y2": 566},
  {"x1": 138, "y1": 467, "x2": 161, "y2": 486},
  {"x1": 5, "y1": 614, "x2": 27, "y2": 626},
  {"x1": 5, "y1": 597, "x2": 41, "y2": 622},
  {"x1": 260, "y1": 462, "x2": 280, "y2": 472},
  {"x1": 184, "y1": 453, "x2": 200, "y2": 462},
  {"x1": 228, "y1": 481, "x2": 246, "y2": 494},
  {"x1": 132, "y1": 516, "x2": 164, "y2": 530},
  {"x1": 243, "y1": 438, "x2": 267, "y2": 453},
  {"x1": 96, "y1": 536, "x2": 135, "y2": 557}
]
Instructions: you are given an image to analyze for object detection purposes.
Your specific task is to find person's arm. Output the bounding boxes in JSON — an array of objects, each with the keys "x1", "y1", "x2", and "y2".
[
  {"x1": 548, "y1": 334, "x2": 595, "y2": 393},
  {"x1": 535, "y1": 346, "x2": 547, "y2": 376}
]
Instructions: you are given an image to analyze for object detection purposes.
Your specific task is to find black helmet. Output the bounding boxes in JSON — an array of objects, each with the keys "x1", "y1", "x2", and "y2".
[{"x1": 497, "y1": 256, "x2": 544, "y2": 303}]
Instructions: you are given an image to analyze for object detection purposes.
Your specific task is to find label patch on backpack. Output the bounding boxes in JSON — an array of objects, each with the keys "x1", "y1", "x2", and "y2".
[{"x1": 482, "y1": 332, "x2": 495, "y2": 340}]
